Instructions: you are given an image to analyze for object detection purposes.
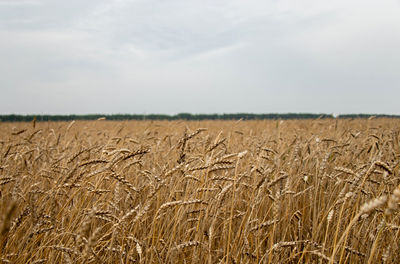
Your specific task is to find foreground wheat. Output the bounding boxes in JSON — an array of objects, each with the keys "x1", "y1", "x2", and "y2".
[{"x1": 0, "y1": 118, "x2": 399, "y2": 263}]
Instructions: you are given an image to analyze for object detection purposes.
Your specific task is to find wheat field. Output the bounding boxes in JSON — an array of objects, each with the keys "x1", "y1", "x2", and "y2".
[{"x1": 0, "y1": 118, "x2": 399, "y2": 263}]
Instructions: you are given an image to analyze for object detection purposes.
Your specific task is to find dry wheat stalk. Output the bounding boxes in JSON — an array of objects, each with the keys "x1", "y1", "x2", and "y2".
[{"x1": 1, "y1": 119, "x2": 400, "y2": 263}]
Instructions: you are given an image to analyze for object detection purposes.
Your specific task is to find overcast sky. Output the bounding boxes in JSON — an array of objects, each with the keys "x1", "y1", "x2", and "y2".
[{"x1": 1, "y1": 0, "x2": 399, "y2": 115}]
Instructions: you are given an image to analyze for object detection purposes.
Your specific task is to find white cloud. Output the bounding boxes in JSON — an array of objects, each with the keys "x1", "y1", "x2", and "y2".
[
  {"x1": 1, "y1": 0, "x2": 400, "y2": 114},
  {"x1": 0, "y1": 0, "x2": 41, "y2": 6}
]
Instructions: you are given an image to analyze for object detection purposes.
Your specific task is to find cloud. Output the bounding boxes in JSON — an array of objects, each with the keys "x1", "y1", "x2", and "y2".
[
  {"x1": 0, "y1": 0, "x2": 400, "y2": 114},
  {"x1": 0, "y1": 0, "x2": 41, "y2": 6}
]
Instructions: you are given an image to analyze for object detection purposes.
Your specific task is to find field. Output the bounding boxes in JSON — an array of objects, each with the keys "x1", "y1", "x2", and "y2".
[{"x1": 1, "y1": 118, "x2": 400, "y2": 263}]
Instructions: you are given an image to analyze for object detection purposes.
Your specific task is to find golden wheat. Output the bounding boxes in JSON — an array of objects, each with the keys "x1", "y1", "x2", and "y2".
[{"x1": 0, "y1": 119, "x2": 399, "y2": 263}]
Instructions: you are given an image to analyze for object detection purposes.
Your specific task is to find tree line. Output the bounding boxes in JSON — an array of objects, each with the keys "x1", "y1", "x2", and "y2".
[{"x1": 1, "y1": 113, "x2": 399, "y2": 122}]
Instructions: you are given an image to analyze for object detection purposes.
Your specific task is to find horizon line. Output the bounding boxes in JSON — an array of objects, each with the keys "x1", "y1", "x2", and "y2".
[{"x1": 1, "y1": 113, "x2": 400, "y2": 122}]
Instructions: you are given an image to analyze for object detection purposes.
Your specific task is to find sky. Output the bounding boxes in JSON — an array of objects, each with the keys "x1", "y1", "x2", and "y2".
[{"x1": 1, "y1": 0, "x2": 400, "y2": 115}]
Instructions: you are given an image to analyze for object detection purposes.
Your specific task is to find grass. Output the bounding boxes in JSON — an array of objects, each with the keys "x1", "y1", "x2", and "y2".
[{"x1": 0, "y1": 118, "x2": 399, "y2": 263}]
